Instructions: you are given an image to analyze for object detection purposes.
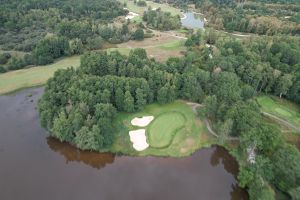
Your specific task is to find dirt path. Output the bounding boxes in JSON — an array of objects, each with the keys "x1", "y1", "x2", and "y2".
[
  {"x1": 187, "y1": 102, "x2": 239, "y2": 140},
  {"x1": 262, "y1": 112, "x2": 300, "y2": 132},
  {"x1": 186, "y1": 102, "x2": 218, "y2": 137}
]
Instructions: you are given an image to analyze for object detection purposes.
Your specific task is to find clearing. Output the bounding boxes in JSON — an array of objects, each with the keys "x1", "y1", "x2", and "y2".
[
  {"x1": 0, "y1": 56, "x2": 80, "y2": 95},
  {"x1": 112, "y1": 101, "x2": 214, "y2": 157},
  {"x1": 120, "y1": 0, "x2": 182, "y2": 16}
]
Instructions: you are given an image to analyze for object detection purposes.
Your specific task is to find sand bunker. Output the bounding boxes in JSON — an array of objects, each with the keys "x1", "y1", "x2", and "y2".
[
  {"x1": 125, "y1": 12, "x2": 139, "y2": 20},
  {"x1": 129, "y1": 129, "x2": 149, "y2": 151},
  {"x1": 131, "y1": 116, "x2": 154, "y2": 127}
]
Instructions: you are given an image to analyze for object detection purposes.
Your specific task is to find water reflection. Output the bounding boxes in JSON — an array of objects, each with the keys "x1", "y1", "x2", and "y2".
[
  {"x1": 47, "y1": 137, "x2": 115, "y2": 169},
  {"x1": 210, "y1": 146, "x2": 239, "y2": 176},
  {"x1": 0, "y1": 87, "x2": 248, "y2": 200}
]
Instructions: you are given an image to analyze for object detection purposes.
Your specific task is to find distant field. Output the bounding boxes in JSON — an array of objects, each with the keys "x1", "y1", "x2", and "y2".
[
  {"x1": 257, "y1": 95, "x2": 300, "y2": 129},
  {"x1": 120, "y1": 0, "x2": 182, "y2": 16},
  {"x1": 0, "y1": 56, "x2": 80, "y2": 95},
  {"x1": 0, "y1": 31, "x2": 186, "y2": 95},
  {"x1": 112, "y1": 101, "x2": 213, "y2": 157}
]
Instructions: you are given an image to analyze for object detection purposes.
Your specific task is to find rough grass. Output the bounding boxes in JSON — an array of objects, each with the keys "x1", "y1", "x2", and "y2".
[
  {"x1": 0, "y1": 56, "x2": 80, "y2": 95},
  {"x1": 111, "y1": 100, "x2": 213, "y2": 157},
  {"x1": 148, "y1": 111, "x2": 186, "y2": 148},
  {"x1": 120, "y1": 0, "x2": 182, "y2": 16},
  {"x1": 257, "y1": 95, "x2": 300, "y2": 128}
]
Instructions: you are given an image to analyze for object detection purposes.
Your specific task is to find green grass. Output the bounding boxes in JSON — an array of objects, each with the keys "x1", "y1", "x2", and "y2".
[
  {"x1": 111, "y1": 100, "x2": 214, "y2": 157},
  {"x1": 0, "y1": 56, "x2": 80, "y2": 95},
  {"x1": 148, "y1": 111, "x2": 186, "y2": 148},
  {"x1": 257, "y1": 95, "x2": 300, "y2": 128},
  {"x1": 159, "y1": 40, "x2": 185, "y2": 50},
  {"x1": 120, "y1": 0, "x2": 182, "y2": 16}
]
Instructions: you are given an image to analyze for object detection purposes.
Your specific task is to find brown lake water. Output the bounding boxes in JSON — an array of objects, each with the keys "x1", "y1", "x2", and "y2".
[{"x1": 0, "y1": 87, "x2": 248, "y2": 200}]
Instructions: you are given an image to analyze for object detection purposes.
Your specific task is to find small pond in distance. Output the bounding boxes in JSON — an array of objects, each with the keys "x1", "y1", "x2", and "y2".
[
  {"x1": 181, "y1": 12, "x2": 205, "y2": 29},
  {"x1": 0, "y1": 87, "x2": 248, "y2": 200}
]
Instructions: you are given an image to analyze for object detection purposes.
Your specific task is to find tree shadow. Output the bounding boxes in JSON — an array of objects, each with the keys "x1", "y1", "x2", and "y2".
[{"x1": 47, "y1": 137, "x2": 115, "y2": 170}]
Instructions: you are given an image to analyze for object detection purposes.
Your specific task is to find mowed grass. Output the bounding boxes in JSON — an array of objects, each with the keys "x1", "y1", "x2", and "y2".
[
  {"x1": 159, "y1": 40, "x2": 185, "y2": 51},
  {"x1": 0, "y1": 56, "x2": 80, "y2": 95},
  {"x1": 120, "y1": 0, "x2": 182, "y2": 16},
  {"x1": 257, "y1": 95, "x2": 300, "y2": 128},
  {"x1": 148, "y1": 112, "x2": 186, "y2": 148},
  {"x1": 111, "y1": 100, "x2": 213, "y2": 157}
]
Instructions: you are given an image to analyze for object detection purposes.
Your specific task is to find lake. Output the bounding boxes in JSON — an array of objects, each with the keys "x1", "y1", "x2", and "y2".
[
  {"x1": 181, "y1": 12, "x2": 205, "y2": 29},
  {"x1": 0, "y1": 87, "x2": 248, "y2": 200}
]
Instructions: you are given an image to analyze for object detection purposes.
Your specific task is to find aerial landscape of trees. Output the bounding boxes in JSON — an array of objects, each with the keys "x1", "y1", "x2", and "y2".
[
  {"x1": 39, "y1": 30, "x2": 300, "y2": 198},
  {"x1": 1, "y1": 0, "x2": 300, "y2": 199}
]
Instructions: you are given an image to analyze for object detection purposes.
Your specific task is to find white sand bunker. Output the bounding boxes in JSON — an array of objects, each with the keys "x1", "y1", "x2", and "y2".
[
  {"x1": 131, "y1": 116, "x2": 154, "y2": 127},
  {"x1": 125, "y1": 11, "x2": 139, "y2": 20},
  {"x1": 129, "y1": 129, "x2": 149, "y2": 151}
]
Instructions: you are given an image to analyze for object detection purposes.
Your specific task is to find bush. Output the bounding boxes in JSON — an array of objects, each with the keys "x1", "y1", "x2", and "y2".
[
  {"x1": 0, "y1": 66, "x2": 7, "y2": 73},
  {"x1": 132, "y1": 28, "x2": 144, "y2": 40},
  {"x1": 137, "y1": 0, "x2": 147, "y2": 6},
  {"x1": 0, "y1": 53, "x2": 11, "y2": 64}
]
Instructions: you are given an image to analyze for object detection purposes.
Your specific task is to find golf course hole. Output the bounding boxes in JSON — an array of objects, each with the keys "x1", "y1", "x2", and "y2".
[{"x1": 147, "y1": 111, "x2": 186, "y2": 148}]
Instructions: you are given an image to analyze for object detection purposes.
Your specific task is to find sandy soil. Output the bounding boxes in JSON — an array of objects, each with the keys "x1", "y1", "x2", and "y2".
[
  {"x1": 131, "y1": 116, "x2": 154, "y2": 127},
  {"x1": 125, "y1": 11, "x2": 139, "y2": 20},
  {"x1": 129, "y1": 129, "x2": 149, "y2": 151}
]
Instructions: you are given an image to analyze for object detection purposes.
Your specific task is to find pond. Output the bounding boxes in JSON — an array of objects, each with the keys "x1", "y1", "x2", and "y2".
[
  {"x1": 0, "y1": 87, "x2": 248, "y2": 200},
  {"x1": 181, "y1": 12, "x2": 205, "y2": 29}
]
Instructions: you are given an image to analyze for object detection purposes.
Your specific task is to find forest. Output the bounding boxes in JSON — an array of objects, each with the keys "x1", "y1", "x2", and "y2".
[
  {"x1": 0, "y1": 0, "x2": 129, "y2": 72},
  {"x1": 39, "y1": 30, "x2": 300, "y2": 199}
]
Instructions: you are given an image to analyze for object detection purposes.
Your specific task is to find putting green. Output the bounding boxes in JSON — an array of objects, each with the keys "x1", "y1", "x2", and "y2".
[{"x1": 147, "y1": 111, "x2": 186, "y2": 148}]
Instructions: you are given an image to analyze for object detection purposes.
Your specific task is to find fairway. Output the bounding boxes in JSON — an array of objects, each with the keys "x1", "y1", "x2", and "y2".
[
  {"x1": 257, "y1": 95, "x2": 300, "y2": 128},
  {"x1": 120, "y1": 0, "x2": 182, "y2": 16},
  {"x1": 0, "y1": 56, "x2": 80, "y2": 95},
  {"x1": 148, "y1": 112, "x2": 186, "y2": 148}
]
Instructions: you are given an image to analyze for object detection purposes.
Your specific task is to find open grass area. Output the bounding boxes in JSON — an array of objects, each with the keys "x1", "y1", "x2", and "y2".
[
  {"x1": 257, "y1": 95, "x2": 300, "y2": 129},
  {"x1": 0, "y1": 35, "x2": 186, "y2": 95},
  {"x1": 120, "y1": 0, "x2": 182, "y2": 16},
  {"x1": 111, "y1": 100, "x2": 214, "y2": 157},
  {"x1": 0, "y1": 56, "x2": 80, "y2": 95},
  {"x1": 159, "y1": 40, "x2": 185, "y2": 50},
  {"x1": 148, "y1": 111, "x2": 186, "y2": 148}
]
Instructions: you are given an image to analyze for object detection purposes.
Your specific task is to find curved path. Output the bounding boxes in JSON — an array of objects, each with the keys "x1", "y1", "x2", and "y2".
[
  {"x1": 186, "y1": 102, "x2": 239, "y2": 140},
  {"x1": 262, "y1": 111, "x2": 300, "y2": 132}
]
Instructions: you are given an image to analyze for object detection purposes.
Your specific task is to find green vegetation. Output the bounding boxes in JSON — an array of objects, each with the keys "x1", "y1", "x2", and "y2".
[
  {"x1": 143, "y1": 8, "x2": 181, "y2": 31},
  {"x1": 148, "y1": 112, "x2": 186, "y2": 148},
  {"x1": 0, "y1": 56, "x2": 80, "y2": 94},
  {"x1": 257, "y1": 96, "x2": 300, "y2": 128},
  {"x1": 113, "y1": 101, "x2": 209, "y2": 156},
  {"x1": 121, "y1": 0, "x2": 182, "y2": 16}
]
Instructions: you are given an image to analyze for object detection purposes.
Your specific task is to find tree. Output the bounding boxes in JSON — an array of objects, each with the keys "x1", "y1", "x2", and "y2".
[
  {"x1": 288, "y1": 187, "x2": 300, "y2": 200},
  {"x1": 275, "y1": 74, "x2": 293, "y2": 98},
  {"x1": 135, "y1": 88, "x2": 146, "y2": 110},
  {"x1": 157, "y1": 85, "x2": 169, "y2": 104},
  {"x1": 271, "y1": 144, "x2": 300, "y2": 192},
  {"x1": 52, "y1": 111, "x2": 73, "y2": 142},
  {"x1": 211, "y1": 72, "x2": 241, "y2": 105},
  {"x1": 86, "y1": 36, "x2": 104, "y2": 50},
  {"x1": 124, "y1": 90, "x2": 135, "y2": 112},
  {"x1": 217, "y1": 118, "x2": 233, "y2": 144},
  {"x1": 137, "y1": 0, "x2": 147, "y2": 7},
  {"x1": 69, "y1": 38, "x2": 83, "y2": 55},
  {"x1": 132, "y1": 28, "x2": 144, "y2": 40},
  {"x1": 115, "y1": 88, "x2": 124, "y2": 111},
  {"x1": 75, "y1": 125, "x2": 104, "y2": 151}
]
